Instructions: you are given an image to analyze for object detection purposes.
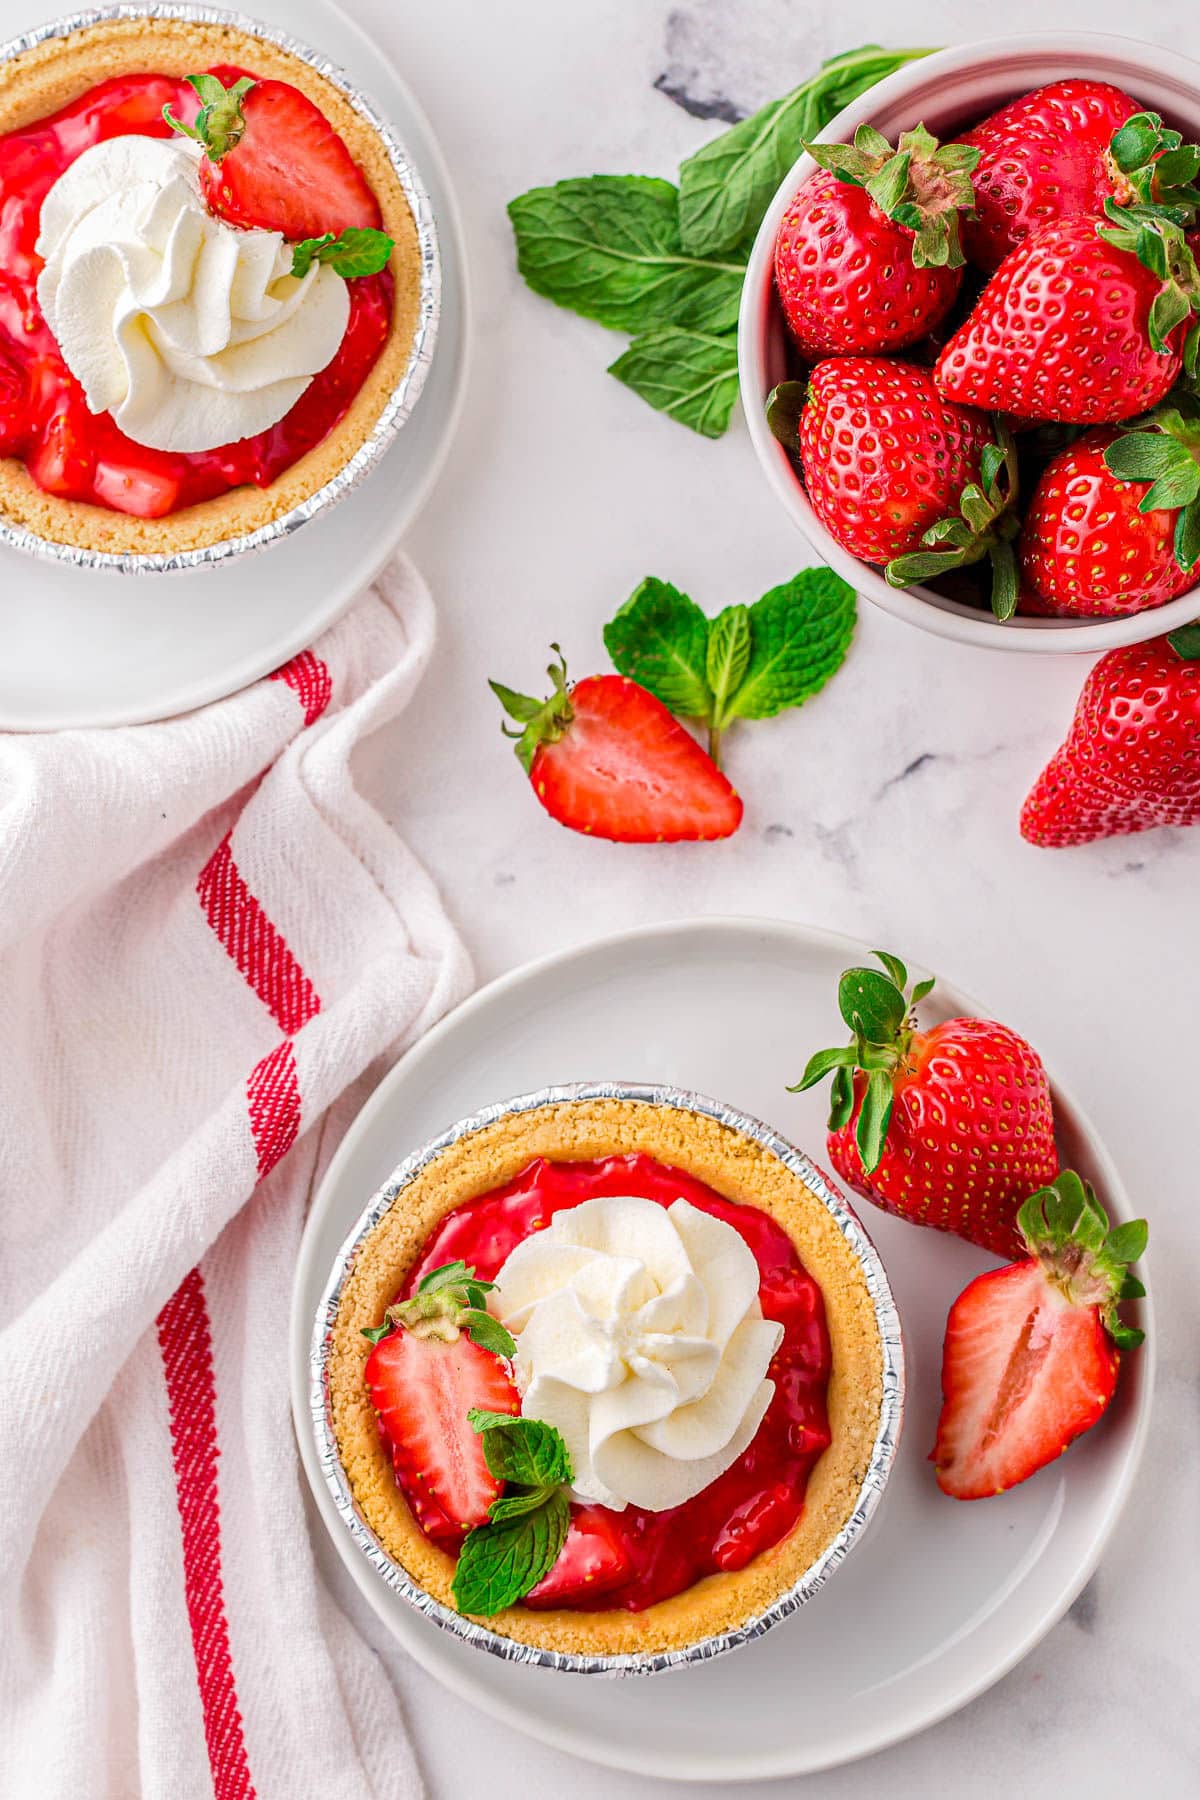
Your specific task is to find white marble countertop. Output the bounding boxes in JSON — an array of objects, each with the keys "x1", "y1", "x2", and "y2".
[{"x1": 335, "y1": 0, "x2": 1197, "y2": 1792}]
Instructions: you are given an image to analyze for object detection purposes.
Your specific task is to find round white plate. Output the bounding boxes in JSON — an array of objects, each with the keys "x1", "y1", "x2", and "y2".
[
  {"x1": 290, "y1": 918, "x2": 1154, "y2": 1781},
  {"x1": 0, "y1": 0, "x2": 468, "y2": 730}
]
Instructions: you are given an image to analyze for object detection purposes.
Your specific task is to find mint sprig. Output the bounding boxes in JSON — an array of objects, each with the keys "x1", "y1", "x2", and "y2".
[
  {"x1": 291, "y1": 227, "x2": 394, "y2": 279},
  {"x1": 603, "y1": 569, "x2": 855, "y2": 765},
  {"x1": 451, "y1": 1414, "x2": 574, "y2": 1615},
  {"x1": 360, "y1": 1260, "x2": 516, "y2": 1359},
  {"x1": 506, "y1": 46, "x2": 936, "y2": 436}
]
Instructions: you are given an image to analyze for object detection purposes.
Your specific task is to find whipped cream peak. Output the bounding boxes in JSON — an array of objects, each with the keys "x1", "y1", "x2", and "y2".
[
  {"x1": 35, "y1": 135, "x2": 350, "y2": 453},
  {"x1": 493, "y1": 1194, "x2": 783, "y2": 1512}
]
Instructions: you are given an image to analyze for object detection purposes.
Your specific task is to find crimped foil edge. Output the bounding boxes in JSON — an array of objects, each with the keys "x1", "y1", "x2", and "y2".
[
  {"x1": 0, "y1": 3, "x2": 440, "y2": 573},
  {"x1": 310, "y1": 1081, "x2": 906, "y2": 1678}
]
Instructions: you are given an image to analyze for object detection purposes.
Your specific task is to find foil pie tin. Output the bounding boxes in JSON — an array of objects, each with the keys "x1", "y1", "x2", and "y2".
[
  {"x1": 0, "y1": 3, "x2": 440, "y2": 573},
  {"x1": 310, "y1": 1081, "x2": 906, "y2": 1677}
]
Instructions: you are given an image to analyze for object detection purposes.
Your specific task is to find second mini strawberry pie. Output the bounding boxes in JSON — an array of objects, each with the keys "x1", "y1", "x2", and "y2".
[{"x1": 322, "y1": 1090, "x2": 898, "y2": 1667}]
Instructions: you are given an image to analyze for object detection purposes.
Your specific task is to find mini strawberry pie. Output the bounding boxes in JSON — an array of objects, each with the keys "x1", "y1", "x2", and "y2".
[
  {"x1": 325, "y1": 1094, "x2": 893, "y2": 1663},
  {"x1": 0, "y1": 14, "x2": 425, "y2": 560}
]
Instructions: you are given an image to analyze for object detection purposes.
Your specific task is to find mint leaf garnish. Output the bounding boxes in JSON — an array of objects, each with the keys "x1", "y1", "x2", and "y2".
[
  {"x1": 451, "y1": 1487, "x2": 570, "y2": 1616},
  {"x1": 607, "y1": 327, "x2": 739, "y2": 438},
  {"x1": 603, "y1": 578, "x2": 711, "y2": 718},
  {"x1": 505, "y1": 48, "x2": 936, "y2": 435},
  {"x1": 676, "y1": 46, "x2": 936, "y2": 255},
  {"x1": 451, "y1": 1413, "x2": 575, "y2": 1615},
  {"x1": 291, "y1": 227, "x2": 393, "y2": 280},
  {"x1": 467, "y1": 1410, "x2": 573, "y2": 1488},
  {"x1": 603, "y1": 568, "x2": 855, "y2": 764},
  {"x1": 506, "y1": 176, "x2": 745, "y2": 335}
]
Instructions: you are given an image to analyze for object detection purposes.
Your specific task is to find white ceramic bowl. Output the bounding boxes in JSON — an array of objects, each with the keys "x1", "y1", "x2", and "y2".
[{"x1": 739, "y1": 32, "x2": 1200, "y2": 654}]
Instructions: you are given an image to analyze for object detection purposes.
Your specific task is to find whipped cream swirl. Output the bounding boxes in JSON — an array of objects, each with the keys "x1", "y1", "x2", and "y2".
[
  {"x1": 36, "y1": 135, "x2": 350, "y2": 453},
  {"x1": 493, "y1": 1194, "x2": 783, "y2": 1512}
]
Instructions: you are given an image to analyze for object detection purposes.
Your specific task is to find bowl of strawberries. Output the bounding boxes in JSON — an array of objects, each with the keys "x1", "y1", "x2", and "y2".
[{"x1": 740, "y1": 33, "x2": 1200, "y2": 651}]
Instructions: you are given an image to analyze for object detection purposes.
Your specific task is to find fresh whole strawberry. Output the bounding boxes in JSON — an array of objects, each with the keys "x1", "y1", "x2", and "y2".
[
  {"x1": 935, "y1": 211, "x2": 1200, "y2": 424},
  {"x1": 792, "y1": 359, "x2": 1021, "y2": 617},
  {"x1": 490, "y1": 649, "x2": 743, "y2": 842},
  {"x1": 956, "y1": 81, "x2": 1144, "y2": 273},
  {"x1": 1020, "y1": 413, "x2": 1200, "y2": 617},
  {"x1": 932, "y1": 1171, "x2": 1147, "y2": 1499},
  {"x1": 792, "y1": 951, "x2": 1058, "y2": 1259},
  {"x1": 165, "y1": 71, "x2": 382, "y2": 239},
  {"x1": 1021, "y1": 627, "x2": 1200, "y2": 846},
  {"x1": 774, "y1": 123, "x2": 978, "y2": 358},
  {"x1": 363, "y1": 1262, "x2": 521, "y2": 1549}
]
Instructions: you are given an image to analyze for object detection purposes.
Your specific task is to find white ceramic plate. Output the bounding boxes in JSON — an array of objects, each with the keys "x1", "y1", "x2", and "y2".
[
  {"x1": 0, "y1": 0, "x2": 468, "y2": 729},
  {"x1": 289, "y1": 918, "x2": 1154, "y2": 1781}
]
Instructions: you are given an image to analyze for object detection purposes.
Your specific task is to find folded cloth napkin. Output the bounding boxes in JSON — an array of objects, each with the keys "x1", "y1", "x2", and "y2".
[{"x1": 0, "y1": 555, "x2": 472, "y2": 1800}]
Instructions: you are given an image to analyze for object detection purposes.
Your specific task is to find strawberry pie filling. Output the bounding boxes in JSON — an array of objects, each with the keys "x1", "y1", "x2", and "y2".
[
  {"x1": 390, "y1": 1155, "x2": 833, "y2": 1613},
  {"x1": 0, "y1": 70, "x2": 391, "y2": 517}
]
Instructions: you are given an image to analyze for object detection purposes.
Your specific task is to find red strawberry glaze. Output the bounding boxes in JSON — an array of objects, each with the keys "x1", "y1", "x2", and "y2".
[
  {"x1": 0, "y1": 69, "x2": 391, "y2": 518},
  {"x1": 396, "y1": 1154, "x2": 834, "y2": 1614}
]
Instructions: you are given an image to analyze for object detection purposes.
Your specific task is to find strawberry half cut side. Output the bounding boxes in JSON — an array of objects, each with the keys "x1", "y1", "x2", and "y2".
[
  {"x1": 490, "y1": 647, "x2": 743, "y2": 843},
  {"x1": 362, "y1": 1261, "x2": 520, "y2": 1548},
  {"x1": 165, "y1": 71, "x2": 384, "y2": 241},
  {"x1": 932, "y1": 1171, "x2": 1147, "y2": 1500}
]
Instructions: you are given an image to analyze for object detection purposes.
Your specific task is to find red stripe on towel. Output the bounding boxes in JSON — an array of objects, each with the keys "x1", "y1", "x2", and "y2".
[
  {"x1": 270, "y1": 649, "x2": 333, "y2": 726},
  {"x1": 158, "y1": 1269, "x2": 257, "y2": 1800},
  {"x1": 246, "y1": 1039, "x2": 302, "y2": 1178},
  {"x1": 196, "y1": 833, "x2": 320, "y2": 1035}
]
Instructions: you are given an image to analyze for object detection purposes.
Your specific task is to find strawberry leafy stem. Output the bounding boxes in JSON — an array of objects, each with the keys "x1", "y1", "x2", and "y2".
[
  {"x1": 163, "y1": 73, "x2": 254, "y2": 160},
  {"x1": 803, "y1": 121, "x2": 979, "y2": 269},
  {"x1": 1104, "y1": 406, "x2": 1200, "y2": 571},
  {"x1": 451, "y1": 1413, "x2": 574, "y2": 1615},
  {"x1": 884, "y1": 421, "x2": 1021, "y2": 620},
  {"x1": 1017, "y1": 1171, "x2": 1147, "y2": 1350},
  {"x1": 1097, "y1": 199, "x2": 1200, "y2": 358},
  {"x1": 788, "y1": 949, "x2": 935, "y2": 1175},
  {"x1": 361, "y1": 1260, "x2": 516, "y2": 1360},
  {"x1": 489, "y1": 646, "x2": 575, "y2": 775},
  {"x1": 1109, "y1": 110, "x2": 1200, "y2": 216}
]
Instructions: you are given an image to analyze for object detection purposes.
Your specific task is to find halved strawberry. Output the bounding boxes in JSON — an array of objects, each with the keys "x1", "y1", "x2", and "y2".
[
  {"x1": 363, "y1": 1262, "x2": 520, "y2": 1548},
  {"x1": 523, "y1": 1505, "x2": 632, "y2": 1607},
  {"x1": 165, "y1": 73, "x2": 381, "y2": 239},
  {"x1": 932, "y1": 1171, "x2": 1147, "y2": 1499},
  {"x1": 491, "y1": 650, "x2": 743, "y2": 843}
]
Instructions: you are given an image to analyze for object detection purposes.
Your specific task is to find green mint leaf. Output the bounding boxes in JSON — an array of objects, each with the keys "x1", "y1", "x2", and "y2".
[
  {"x1": 676, "y1": 46, "x2": 935, "y2": 254},
  {"x1": 291, "y1": 227, "x2": 393, "y2": 280},
  {"x1": 468, "y1": 1411, "x2": 574, "y2": 1488},
  {"x1": 608, "y1": 327, "x2": 740, "y2": 437},
  {"x1": 724, "y1": 569, "x2": 856, "y2": 719},
  {"x1": 486, "y1": 1489, "x2": 557, "y2": 1523},
  {"x1": 460, "y1": 1310, "x2": 517, "y2": 1360},
  {"x1": 451, "y1": 1487, "x2": 570, "y2": 1615},
  {"x1": 507, "y1": 176, "x2": 746, "y2": 335},
  {"x1": 603, "y1": 577, "x2": 713, "y2": 717},
  {"x1": 838, "y1": 966, "x2": 907, "y2": 1041},
  {"x1": 706, "y1": 605, "x2": 752, "y2": 727}
]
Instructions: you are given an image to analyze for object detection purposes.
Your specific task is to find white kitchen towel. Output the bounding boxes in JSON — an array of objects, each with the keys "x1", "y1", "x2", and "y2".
[{"x1": 0, "y1": 555, "x2": 473, "y2": 1800}]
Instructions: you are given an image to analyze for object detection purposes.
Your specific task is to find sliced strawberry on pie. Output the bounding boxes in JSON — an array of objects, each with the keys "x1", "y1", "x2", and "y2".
[
  {"x1": 363, "y1": 1263, "x2": 521, "y2": 1548},
  {"x1": 165, "y1": 72, "x2": 382, "y2": 239},
  {"x1": 523, "y1": 1505, "x2": 632, "y2": 1607}
]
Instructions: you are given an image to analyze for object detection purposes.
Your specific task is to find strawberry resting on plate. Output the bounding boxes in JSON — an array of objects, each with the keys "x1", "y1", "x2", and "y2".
[
  {"x1": 933, "y1": 1171, "x2": 1147, "y2": 1498},
  {"x1": 792, "y1": 949, "x2": 1058, "y2": 1259}
]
